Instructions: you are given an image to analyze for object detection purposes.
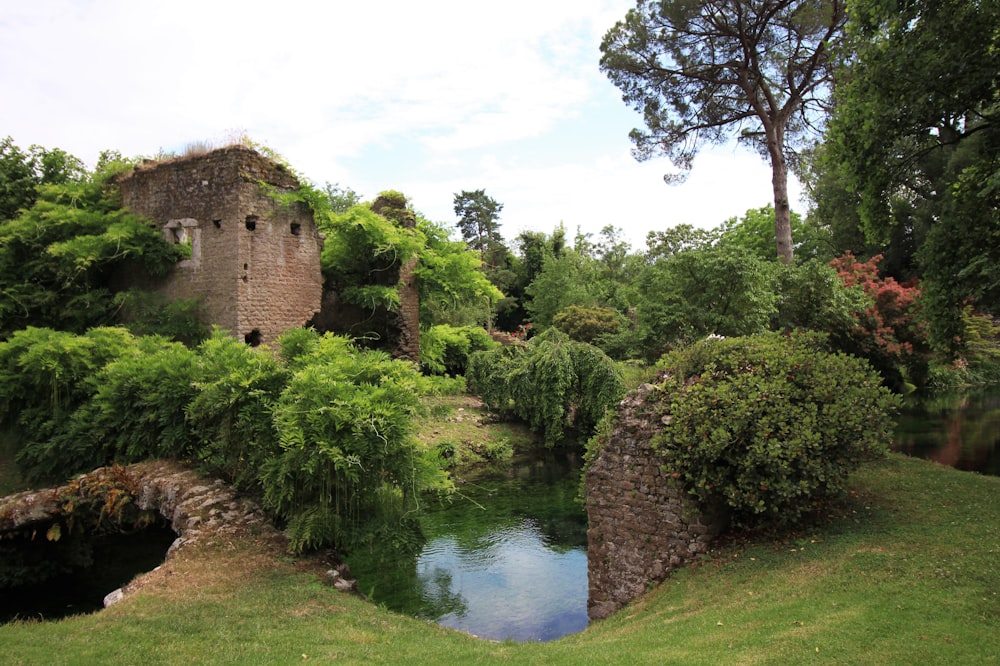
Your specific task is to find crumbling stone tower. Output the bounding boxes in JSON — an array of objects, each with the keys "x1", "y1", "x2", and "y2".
[{"x1": 117, "y1": 145, "x2": 324, "y2": 347}]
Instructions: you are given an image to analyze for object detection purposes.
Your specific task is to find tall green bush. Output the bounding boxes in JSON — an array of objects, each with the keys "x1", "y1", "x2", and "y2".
[
  {"x1": 185, "y1": 330, "x2": 288, "y2": 491},
  {"x1": 646, "y1": 332, "x2": 899, "y2": 528},
  {"x1": 419, "y1": 324, "x2": 496, "y2": 376},
  {"x1": 0, "y1": 327, "x2": 136, "y2": 482},
  {"x1": 0, "y1": 325, "x2": 448, "y2": 557},
  {"x1": 262, "y1": 332, "x2": 447, "y2": 553},
  {"x1": 64, "y1": 335, "x2": 200, "y2": 463}
]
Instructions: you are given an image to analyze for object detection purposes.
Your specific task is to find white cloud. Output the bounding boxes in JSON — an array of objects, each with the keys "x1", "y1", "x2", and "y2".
[{"x1": 0, "y1": 0, "x2": 802, "y2": 252}]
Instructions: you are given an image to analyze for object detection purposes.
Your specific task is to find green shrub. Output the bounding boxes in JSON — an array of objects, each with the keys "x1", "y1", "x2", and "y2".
[
  {"x1": 0, "y1": 326, "x2": 137, "y2": 482},
  {"x1": 420, "y1": 324, "x2": 497, "y2": 376},
  {"x1": 262, "y1": 332, "x2": 449, "y2": 553},
  {"x1": 65, "y1": 335, "x2": 200, "y2": 463},
  {"x1": 468, "y1": 328, "x2": 624, "y2": 445},
  {"x1": 0, "y1": 324, "x2": 452, "y2": 557},
  {"x1": 113, "y1": 290, "x2": 210, "y2": 347},
  {"x1": 552, "y1": 305, "x2": 622, "y2": 345},
  {"x1": 649, "y1": 332, "x2": 899, "y2": 528},
  {"x1": 185, "y1": 330, "x2": 288, "y2": 491}
]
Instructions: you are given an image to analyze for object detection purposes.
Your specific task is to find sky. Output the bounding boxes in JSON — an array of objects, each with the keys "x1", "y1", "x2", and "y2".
[{"x1": 0, "y1": 0, "x2": 802, "y2": 250}]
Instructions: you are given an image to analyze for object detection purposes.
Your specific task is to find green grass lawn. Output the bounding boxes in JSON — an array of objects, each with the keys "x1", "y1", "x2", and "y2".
[{"x1": 2, "y1": 453, "x2": 996, "y2": 664}]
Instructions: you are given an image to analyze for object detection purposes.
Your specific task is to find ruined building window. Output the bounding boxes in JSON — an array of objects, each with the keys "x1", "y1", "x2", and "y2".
[
  {"x1": 163, "y1": 218, "x2": 200, "y2": 265},
  {"x1": 213, "y1": 219, "x2": 222, "y2": 229},
  {"x1": 244, "y1": 329, "x2": 262, "y2": 347},
  {"x1": 290, "y1": 222, "x2": 301, "y2": 236},
  {"x1": 245, "y1": 215, "x2": 258, "y2": 231}
]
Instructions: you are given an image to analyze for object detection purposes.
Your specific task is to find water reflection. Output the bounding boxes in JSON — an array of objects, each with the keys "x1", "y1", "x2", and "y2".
[
  {"x1": 347, "y1": 450, "x2": 589, "y2": 642},
  {"x1": 417, "y1": 520, "x2": 588, "y2": 641},
  {"x1": 893, "y1": 389, "x2": 1000, "y2": 476}
]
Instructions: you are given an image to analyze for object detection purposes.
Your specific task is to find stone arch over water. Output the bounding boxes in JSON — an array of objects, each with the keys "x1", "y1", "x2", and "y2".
[{"x1": 0, "y1": 461, "x2": 282, "y2": 608}]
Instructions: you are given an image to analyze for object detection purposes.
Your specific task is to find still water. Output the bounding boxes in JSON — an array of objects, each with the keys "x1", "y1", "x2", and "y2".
[
  {"x1": 347, "y1": 449, "x2": 589, "y2": 642},
  {"x1": 892, "y1": 389, "x2": 1000, "y2": 476}
]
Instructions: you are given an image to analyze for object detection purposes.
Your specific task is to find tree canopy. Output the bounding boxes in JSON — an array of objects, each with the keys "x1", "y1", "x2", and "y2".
[
  {"x1": 826, "y1": 0, "x2": 1000, "y2": 349},
  {"x1": 0, "y1": 147, "x2": 183, "y2": 339},
  {"x1": 600, "y1": 0, "x2": 846, "y2": 264}
]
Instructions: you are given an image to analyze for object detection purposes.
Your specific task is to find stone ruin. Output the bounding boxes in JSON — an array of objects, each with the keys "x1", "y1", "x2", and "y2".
[
  {"x1": 116, "y1": 145, "x2": 325, "y2": 349},
  {"x1": 585, "y1": 383, "x2": 728, "y2": 620},
  {"x1": 311, "y1": 191, "x2": 421, "y2": 362},
  {"x1": 116, "y1": 145, "x2": 421, "y2": 361}
]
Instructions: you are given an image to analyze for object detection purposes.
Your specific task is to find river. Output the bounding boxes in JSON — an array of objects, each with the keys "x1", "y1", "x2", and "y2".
[{"x1": 892, "y1": 388, "x2": 1000, "y2": 476}]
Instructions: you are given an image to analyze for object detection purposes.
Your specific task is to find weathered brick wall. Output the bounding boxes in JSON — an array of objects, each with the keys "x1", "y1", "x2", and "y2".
[
  {"x1": 395, "y1": 257, "x2": 420, "y2": 362},
  {"x1": 117, "y1": 146, "x2": 323, "y2": 346},
  {"x1": 585, "y1": 383, "x2": 727, "y2": 620}
]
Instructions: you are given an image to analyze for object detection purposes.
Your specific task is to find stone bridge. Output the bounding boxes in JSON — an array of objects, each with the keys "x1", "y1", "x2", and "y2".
[{"x1": 0, "y1": 461, "x2": 294, "y2": 603}]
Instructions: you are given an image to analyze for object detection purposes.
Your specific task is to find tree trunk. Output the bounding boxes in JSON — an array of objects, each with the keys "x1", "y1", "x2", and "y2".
[{"x1": 768, "y1": 126, "x2": 794, "y2": 264}]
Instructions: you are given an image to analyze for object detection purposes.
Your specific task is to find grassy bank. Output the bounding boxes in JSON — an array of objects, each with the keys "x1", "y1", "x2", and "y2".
[{"x1": 1, "y1": 453, "x2": 996, "y2": 664}]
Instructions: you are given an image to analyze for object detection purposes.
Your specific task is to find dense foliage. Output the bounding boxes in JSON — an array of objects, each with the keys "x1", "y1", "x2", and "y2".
[
  {"x1": 0, "y1": 326, "x2": 448, "y2": 554},
  {"x1": 646, "y1": 332, "x2": 899, "y2": 528},
  {"x1": 830, "y1": 252, "x2": 930, "y2": 388},
  {"x1": 315, "y1": 190, "x2": 501, "y2": 337},
  {"x1": 825, "y1": 0, "x2": 1000, "y2": 350},
  {"x1": 419, "y1": 324, "x2": 496, "y2": 376},
  {"x1": 0, "y1": 166, "x2": 183, "y2": 339},
  {"x1": 467, "y1": 328, "x2": 624, "y2": 445}
]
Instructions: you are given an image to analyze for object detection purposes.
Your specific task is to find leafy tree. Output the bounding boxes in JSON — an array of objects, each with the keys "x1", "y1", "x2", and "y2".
[
  {"x1": 524, "y1": 248, "x2": 598, "y2": 328},
  {"x1": 591, "y1": 225, "x2": 643, "y2": 310},
  {"x1": 645, "y1": 223, "x2": 718, "y2": 259},
  {"x1": 717, "y1": 205, "x2": 833, "y2": 263},
  {"x1": 601, "y1": 0, "x2": 847, "y2": 263},
  {"x1": 830, "y1": 252, "x2": 930, "y2": 388},
  {"x1": 415, "y1": 218, "x2": 503, "y2": 329},
  {"x1": 772, "y1": 259, "x2": 866, "y2": 342},
  {"x1": 827, "y1": 0, "x2": 1000, "y2": 349},
  {"x1": 324, "y1": 182, "x2": 362, "y2": 213},
  {"x1": 634, "y1": 245, "x2": 778, "y2": 358},
  {"x1": 497, "y1": 227, "x2": 569, "y2": 331},
  {"x1": 0, "y1": 160, "x2": 182, "y2": 339},
  {"x1": 0, "y1": 137, "x2": 86, "y2": 222},
  {"x1": 467, "y1": 328, "x2": 624, "y2": 445}
]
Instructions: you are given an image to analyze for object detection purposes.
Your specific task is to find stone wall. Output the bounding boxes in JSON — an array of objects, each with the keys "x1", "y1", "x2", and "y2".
[
  {"x1": 395, "y1": 257, "x2": 420, "y2": 362},
  {"x1": 585, "y1": 384, "x2": 727, "y2": 620},
  {"x1": 117, "y1": 145, "x2": 323, "y2": 347}
]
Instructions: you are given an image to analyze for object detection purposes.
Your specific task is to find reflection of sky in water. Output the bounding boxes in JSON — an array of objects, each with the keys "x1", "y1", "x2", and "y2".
[{"x1": 416, "y1": 518, "x2": 588, "y2": 642}]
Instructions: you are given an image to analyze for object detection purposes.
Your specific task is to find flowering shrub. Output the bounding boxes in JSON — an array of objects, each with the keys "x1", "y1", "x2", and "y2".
[
  {"x1": 830, "y1": 252, "x2": 930, "y2": 387},
  {"x1": 511, "y1": 322, "x2": 533, "y2": 340},
  {"x1": 650, "y1": 332, "x2": 899, "y2": 528}
]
